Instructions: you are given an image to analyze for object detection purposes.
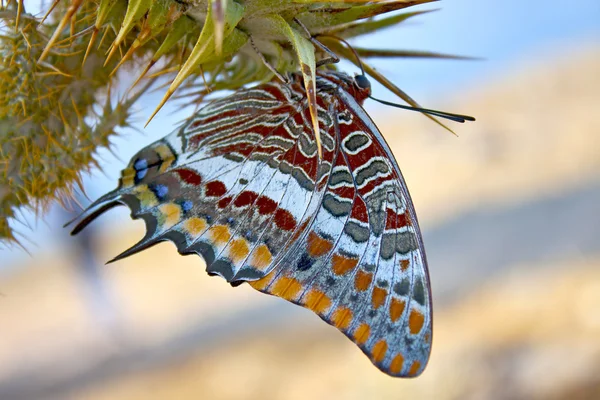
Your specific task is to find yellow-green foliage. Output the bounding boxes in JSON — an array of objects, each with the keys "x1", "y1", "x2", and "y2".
[
  {"x1": 1, "y1": 0, "x2": 456, "y2": 244},
  {"x1": 1, "y1": 3, "x2": 137, "y2": 244}
]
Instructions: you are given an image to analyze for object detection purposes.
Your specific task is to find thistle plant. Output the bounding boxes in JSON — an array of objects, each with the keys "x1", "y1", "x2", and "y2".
[{"x1": 1, "y1": 0, "x2": 464, "y2": 245}]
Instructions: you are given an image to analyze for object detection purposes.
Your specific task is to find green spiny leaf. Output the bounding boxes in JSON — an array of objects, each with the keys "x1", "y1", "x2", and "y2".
[
  {"x1": 106, "y1": 0, "x2": 152, "y2": 64},
  {"x1": 147, "y1": 0, "x2": 246, "y2": 124},
  {"x1": 298, "y1": 0, "x2": 437, "y2": 33},
  {"x1": 322, "y1": 9, "x2": 437, "y2": 38},
  {"x1": 352, "y1": 47, "x2": 477, "y2": 60},
  {"x1": 255, "y1": 14, "x2": 321, "y2": 156}
]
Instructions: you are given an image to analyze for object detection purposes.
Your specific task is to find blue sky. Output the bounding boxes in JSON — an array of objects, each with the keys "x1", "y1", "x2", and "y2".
[
  {"x1": 359, "y1": 0, "x2": 600, "y2": 97},
  {"x1": 2, "y1": 0, "x2": 599, "y2": 266}
]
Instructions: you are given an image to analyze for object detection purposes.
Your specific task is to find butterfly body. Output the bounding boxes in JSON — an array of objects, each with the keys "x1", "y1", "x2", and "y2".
[{"x1": 72, "y1": 71, "x2": 432, "y2": 377}]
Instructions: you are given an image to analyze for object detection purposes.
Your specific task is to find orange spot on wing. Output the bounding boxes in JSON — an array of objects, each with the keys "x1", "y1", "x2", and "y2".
[
  {"x1": 121, "y1": 176, "x2": 135, "y2": 187},
  {"x1": 159, "y1": 203, "x2": 181, "y2": 228},
  {"x1": 121, "y1": 167, "x2": 135, "y2": 187},
  {"x1": 249, "y1": 244, "x2": 272, "y2": 271},
  {"x1": 408, "y1": 361, "x2": 421, "y2": 377},
  {"x1": 371, "y1": 287, "x2": 387, "y2": 309},
  {"x1": 331, "y1": 253, "x2": 358, "y2": 275},
  {"x1": 248, "y1": 271, "x2": 276, "y2": 291},
  {"x1": 371, "y1": 340, "x2": 388, "y2": 363},
  {"x1": 229, "y1": 238, "x2": 250, "y2": 264},
  {"x1": 424, "y1": 333, "x2": 431, "y2": 344},
  {"x1": 390, "y1": 298, "x2": 406, "y2": 322},
  {"x1": 184, "y1": 217, "x2": 207, "y2": 236},
  {"x1": 353, "y1": 323, "x2": 370, "y2": 345},
  {"x1": 271, "y1": 276, "x2": 303, "y2": 301},
  {"x1": 354, "y1": 270, "x2": 373, "y2": 292},
  {"x1": 409, "y1": 309, "x2": 425, "y2": 335},
  {"x1": 134, "y1": 185, "x2": 158, "y2": 208},
  {"x1": 307, "y1": 231, "x2": 333, "y2": 258},
  {"x1": 303, "y1": 289, "x2": 331, "y2": 315},
  {"x1": 390, "y1": 353, "x2": 405, "y2": 375},
  {"x1": 208, "y1": 225, "x2": 231, "y2": 246},
  {"x1": 400, "y1": 259, "x2": 410, "y2": 271},
  {"x1": 155, "y1": 145, "x2": 175, "y2": 172},
  {"x1": 331, "y1": 307, "x2": 353, "y2": 330}
]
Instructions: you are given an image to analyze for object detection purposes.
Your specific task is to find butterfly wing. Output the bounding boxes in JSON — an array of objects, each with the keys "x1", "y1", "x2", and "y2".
[
  {"x1": 71, "y1": 72, "x2": 431, "y2": 377},
  {"x1": 247, "y1": 77, "x2": 432, "y2": 377},
  {"x1": 71, "y1": 78, "x2": 335, "y2": 284}
]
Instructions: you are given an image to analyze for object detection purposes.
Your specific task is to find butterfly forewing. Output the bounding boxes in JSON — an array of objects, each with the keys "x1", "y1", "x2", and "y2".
[{"x1": 70, "y1": 71, "x2": 432, "y2": 377}]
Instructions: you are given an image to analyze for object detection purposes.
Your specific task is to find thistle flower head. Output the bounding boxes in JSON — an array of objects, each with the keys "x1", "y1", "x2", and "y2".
[{"x1": 1, "y1": 0, "x2": 467, "y2": 244}]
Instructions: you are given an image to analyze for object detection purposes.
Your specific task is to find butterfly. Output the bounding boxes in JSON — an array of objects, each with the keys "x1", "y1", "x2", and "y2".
[{"x1": 70, "y1": 70, "x2": 434, "y2": 377}]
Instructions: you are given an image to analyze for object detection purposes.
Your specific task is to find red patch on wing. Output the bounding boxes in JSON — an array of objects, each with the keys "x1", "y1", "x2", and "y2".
[
  {"x1": 257, "y1": 196, "x2": 278, "y2": 215},
  {"x1": 234, "y1": 191, "x2": 259, "y2": 207},
  {"x1": 175, "y1": 169, "x2": 202, "y2": 185},
  {"x1": 274, "y1": 208, "x2": 296, "y2": 231},
  {"x1": 205, "y1": 181, "x2": 227, "y2": 197},
  {"x1": 218, "y1": 196, "x2": 232, "y2": 208},
  {"x1": 350, "y1": 197, "x2": 368, "y2": 222},
  {"x1": 386, "y1": 209, "x2": 408, "y2": 230}
]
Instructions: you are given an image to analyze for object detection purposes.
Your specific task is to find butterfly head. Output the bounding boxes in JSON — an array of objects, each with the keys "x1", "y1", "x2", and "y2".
[
  {"x1": 353, "y1": 74, "x2": 371, "y2": 92},
  {"x1": 346, "y1": 73, "x2": 371, "y2": 104}
]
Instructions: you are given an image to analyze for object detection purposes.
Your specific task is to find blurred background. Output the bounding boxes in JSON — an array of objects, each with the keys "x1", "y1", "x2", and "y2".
[{"x1": 1, "y1": 1, "x2": 599, "y2": 399}]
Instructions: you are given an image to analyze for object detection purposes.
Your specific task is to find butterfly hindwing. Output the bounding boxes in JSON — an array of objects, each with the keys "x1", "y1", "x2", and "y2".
[
  {"x1": 246, "y1": 80, "x2": 431, "y2": 376},
  {"x1": 335, "y1": 88, "x2": 432, "y2": 377},
  {"x1": 73, "y1": 78, "x2": 333, "y2": 277}
]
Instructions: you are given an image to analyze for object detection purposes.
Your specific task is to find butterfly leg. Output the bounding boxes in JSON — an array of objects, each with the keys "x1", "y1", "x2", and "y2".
[
  {"x1": 293, "y1": 18, "x2": 340, "y2": 67},
  {"x1": 249, "y1": 36, "x2": 290, "y2": 84}
]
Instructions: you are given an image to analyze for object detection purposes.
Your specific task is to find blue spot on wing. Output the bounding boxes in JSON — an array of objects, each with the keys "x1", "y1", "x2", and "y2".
[
  {"x1": 133, "y1": 158, "x2": 149, "y2": 183},
  {"x1": 181, "y1": 200, "x2": 193, "y2": 213},
  {"x1": 136, "y1": 169, "x2": 147, "y2": 181},
  {"x1": 134, "y1": 158, "x2": 148, "y2": 171},
  {"x1": 150, "y1": 184, "x2": 169, "y2": 200}
]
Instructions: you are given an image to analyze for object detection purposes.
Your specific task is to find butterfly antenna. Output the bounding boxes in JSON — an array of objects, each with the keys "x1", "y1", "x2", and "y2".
[
  {"x1": 317, "y1": 34, "x2": 364, "y2": 75},
  {"x1": 249, "y1": 35, "x2": 289, "y2": 84},
  {"x1": 316, "y1": 34, "x2": 475, "y2": 123},
  {"x1": 370, "y1": 96, "x2": 475, "y2": 123}
]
